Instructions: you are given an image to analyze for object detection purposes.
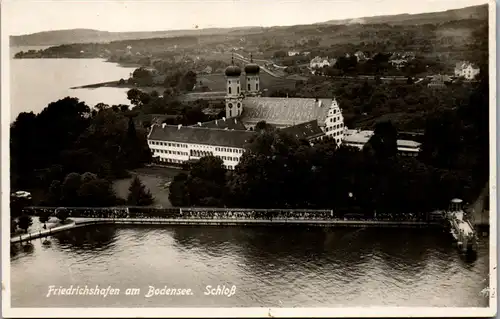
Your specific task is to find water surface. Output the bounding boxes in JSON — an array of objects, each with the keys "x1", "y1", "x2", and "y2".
[{"x1": 10, "y1": 225, "x2": 490, "y2": 307}]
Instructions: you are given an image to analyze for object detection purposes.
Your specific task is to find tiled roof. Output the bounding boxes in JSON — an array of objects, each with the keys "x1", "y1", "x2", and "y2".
[
  {"x1": 280, "y1": 120, "x2": 325, "y2": 140},
  {"x1": 191, "y1": 117, "x2": 247, "y2": 131},
  {"x1": 148, "y1": 124, "x2": 255, "y2": 148},
  {"x1": 241, "y1": 97, "x2": 332, "y2": 127}
]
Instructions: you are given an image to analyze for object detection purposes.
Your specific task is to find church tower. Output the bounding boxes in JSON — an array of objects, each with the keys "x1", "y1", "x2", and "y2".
[
  {"x1": 244, "y1": 54, "x2": 261, "y2": 97},
  {"x1": 225, "y1": 56, "x2": 243, "y2": 118}
]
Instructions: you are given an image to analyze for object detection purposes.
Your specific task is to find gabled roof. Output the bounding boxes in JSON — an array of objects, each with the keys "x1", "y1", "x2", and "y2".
[
  {"x1": 280, "y1": 120, "x2": 325, "y2": 140},
  {"x1": 241, "y1": 97, "x2": 333, "y2": 127},
  {"x1": 191, "y1": 117, "x2": 247, "y2": 131},
  {"x1": 148, "y1": 124, "x2": 255, "y2": 148}
]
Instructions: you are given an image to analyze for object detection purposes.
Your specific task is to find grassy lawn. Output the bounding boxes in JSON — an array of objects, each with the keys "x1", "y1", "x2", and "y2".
[{"x1": 113, "y1": 166, "x2": 183, "y2": 208}]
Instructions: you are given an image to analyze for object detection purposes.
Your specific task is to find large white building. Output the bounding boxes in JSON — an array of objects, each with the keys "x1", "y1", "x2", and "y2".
[{"x1": 148, "y1": 123, "x2": 255, "y2": 170}]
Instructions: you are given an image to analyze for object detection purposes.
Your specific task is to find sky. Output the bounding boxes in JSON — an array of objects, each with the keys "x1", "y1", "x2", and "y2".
[{"x1": 4, "y1": 0, "x2": 489, "y2": 36}]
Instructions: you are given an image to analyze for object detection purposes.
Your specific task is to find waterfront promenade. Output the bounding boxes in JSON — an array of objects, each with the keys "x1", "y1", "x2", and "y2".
[{"x1": 11, "y1": 214, "x2": 442, "y2": 244}]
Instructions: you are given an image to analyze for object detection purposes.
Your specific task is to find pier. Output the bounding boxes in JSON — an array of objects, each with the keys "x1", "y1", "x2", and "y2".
[
  {"x1": 445, "y1": 199, "x2": 479, "y2": 254},
  {"x1": 12, "y1": 206, "x2": 443, "y2": 244}
]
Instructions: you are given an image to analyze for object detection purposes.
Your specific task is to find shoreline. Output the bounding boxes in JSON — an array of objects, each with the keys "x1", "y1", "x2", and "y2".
[{"x1": 11, "y1": 217, "x2": 443, "y2": 244}]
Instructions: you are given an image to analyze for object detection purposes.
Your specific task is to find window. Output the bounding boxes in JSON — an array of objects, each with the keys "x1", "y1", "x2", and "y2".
[
  {"x1": 228, "y1": 87, "x2": 232, "y2": 94},
  {"x1": 237, "y1": 86, "x2": 240, "y2": 94},
  {"x1": 237, "y1": 103, "x2": 241, "y2": 108},
  {"x1": 229, "y1": 110, "x2": 232, "y2": 117},
  {"x1": 228, "y1": 103, "x2": 233, "y2": 109},
  {"x1": 248, "y1": 84, "x2": 251, "y2": 91},
  {"x1": 256, "y1": 83, "x2": 259, "y2": 91}
]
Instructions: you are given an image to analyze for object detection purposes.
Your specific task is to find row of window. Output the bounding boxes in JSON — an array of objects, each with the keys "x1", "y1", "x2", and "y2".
[
  {"x1": 329, "y1": 116, "x2": 342, "y2": 123},
  {"x1": 154, "y1": 149, "x2": 188, "y2": 156},
  {"x1": 150, "y1": 141, "x2": 188, "y2": 148},
  {"x1": 223, "y1": 165, "x2": 235, "y2": 170},
  {"x1": 326, "y1": 123, "x2": 343, "y2": 132},
  {"x1": 216, "y1": 155, "x2": 239, "y2": 162},
  {"x1": 215, "y1": 147, "x2": 243, "y2": 153},
  {"x1": 158, "y1": 158, "x2": 184, "y2": 164},
  {"x1": 191, "y1": 150, "x2": 213, "y2": 157}
]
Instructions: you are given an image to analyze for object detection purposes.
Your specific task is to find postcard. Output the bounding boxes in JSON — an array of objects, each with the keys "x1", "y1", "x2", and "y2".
[{"x1": 2, "y1": 0, "x2": 497, "y2": 317}]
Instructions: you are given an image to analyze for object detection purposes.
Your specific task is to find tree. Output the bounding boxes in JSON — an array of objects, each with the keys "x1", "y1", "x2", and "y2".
[
  {"x1": 39, "y1": 211, "x2": 50, "y2": 228},
  {"x1": 255, "y1": 121, "x2": 274, "y2": 132},
  {"x1": 127, "y1": 88, "x2": 143, "y2": 106},
  {"x1": 18, "y1": 215, "x2": 33, "y2": 233},
  {"x1": 61, "y1": 173, "x2": 83, "y2": 206},
  {"x1": 127, "y1": 176, "x2": 154, "y2": 206},
  {"x1": 78, "y1": 178, "x2": 119, "y2": 207},
  {"x1": 56, "y1": 210, "x2": 69, "y2": 223}
]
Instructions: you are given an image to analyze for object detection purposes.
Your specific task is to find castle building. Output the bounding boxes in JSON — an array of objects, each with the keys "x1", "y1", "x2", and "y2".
[
  {"x1": 147, "y1": 54, "x2": 346, "y2": 168},
  {"x1": 222, "y1": 54, "x2": 345, "y2": 145}
]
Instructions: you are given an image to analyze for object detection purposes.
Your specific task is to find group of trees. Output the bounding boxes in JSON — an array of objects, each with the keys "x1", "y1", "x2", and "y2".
[
  {"x1": 125, "y1": 88, "x2": 217, "y2": 127},
  {"x1": 10, "y1": 97, "x2": 154, "y2": 208},
  {"x1": 170, "y1": 73, "x2": 488, "y2": 213}
]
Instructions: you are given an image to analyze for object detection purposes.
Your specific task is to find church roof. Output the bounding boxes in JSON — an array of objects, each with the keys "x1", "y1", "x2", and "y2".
[
  {"x1": 191, "y1": 117, "x2": 247, "y2": 131},
  {"x1": 280, "y1": 120, "x2": 325, "y2": 140},
  {"x1": 241, "y1": 97, "x2": 333, "y2": 127},
  {"x1": 149, "y1": 124, "x2": 255, "y2": 148}
]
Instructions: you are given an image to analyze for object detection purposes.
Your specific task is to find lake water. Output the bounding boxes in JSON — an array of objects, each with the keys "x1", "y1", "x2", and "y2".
[
  {"x1": 10, "y1": 225, "x2": 490, "y2": 307},
  {"x1": 10, "y1": 46, "x2": 136, "y2": 122}
]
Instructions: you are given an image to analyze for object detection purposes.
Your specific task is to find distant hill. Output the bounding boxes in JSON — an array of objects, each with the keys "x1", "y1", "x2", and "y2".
[
  {"x1": 10, "y1": 27, "x2": 260, "y2": 47},
  {"x1": 319, "y1": 4, "x2": 488, "y2": 25},
  {"x1": 10, "y1": 4, "x2": 488, "y2": 47}
]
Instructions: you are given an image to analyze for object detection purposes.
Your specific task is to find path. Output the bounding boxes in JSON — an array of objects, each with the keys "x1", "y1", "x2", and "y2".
[{"x1": 11, "y1": 216, "x2": 439, "y2": 244}]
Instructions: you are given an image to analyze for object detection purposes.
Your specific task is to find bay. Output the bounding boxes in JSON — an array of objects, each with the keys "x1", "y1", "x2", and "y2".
[{"x1": 9, "y1": 46, "x2": 136, "y2": 122}]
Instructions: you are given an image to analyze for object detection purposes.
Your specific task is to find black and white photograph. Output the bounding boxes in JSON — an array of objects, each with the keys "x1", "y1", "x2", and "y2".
[{"x1": 2, "y1": 0, "x2": 497, "y2": 317}]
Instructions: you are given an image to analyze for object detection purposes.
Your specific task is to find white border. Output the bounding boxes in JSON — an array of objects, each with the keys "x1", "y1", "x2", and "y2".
[{"x1": 1, "y1": 0, "x2": 497, "y2": 317}]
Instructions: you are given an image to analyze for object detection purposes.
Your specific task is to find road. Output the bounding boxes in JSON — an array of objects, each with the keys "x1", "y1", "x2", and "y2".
[{"x1": 232, "y1": 53, "x2": 284, "y2": 78}]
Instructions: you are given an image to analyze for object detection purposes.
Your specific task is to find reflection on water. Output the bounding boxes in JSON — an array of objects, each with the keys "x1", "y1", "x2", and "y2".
[{"x1": 10, "y1": 225, "x2": 490, "y2": 308}]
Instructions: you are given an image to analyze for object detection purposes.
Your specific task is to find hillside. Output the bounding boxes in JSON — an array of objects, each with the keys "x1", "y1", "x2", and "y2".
[
  {"x1": 10, "y1": 27, "x2": 261, "y2": 47},
  {"x1": 320, "y1": 4, "x2": 488, "y2": 25},
  {"x1": 10, "y1": 4, "x2": 488, "y2": 47}
]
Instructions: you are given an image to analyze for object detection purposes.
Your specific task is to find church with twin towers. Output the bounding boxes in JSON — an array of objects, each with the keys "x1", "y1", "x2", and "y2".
[{"x1": 146, "y1": 54, "x2": 346, "y2": 169}]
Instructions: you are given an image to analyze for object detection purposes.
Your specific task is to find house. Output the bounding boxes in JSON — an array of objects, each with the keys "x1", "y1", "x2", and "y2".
[
  {"x1": 427, "y1": 74, "x2": 451, "y2": 88},
  {"x1": 389, "y1": 59, "x2": 408, "y2": 69},
  {"x1": 354, "y1": 51, "x2": 367, "y2": 62},
  {"x1": 310, "y1": 56, "x2": 332, "y2": 69},
  {"x1": 454, "y1": 61, "x2": 480, "y2": 80},
  {"x1": 201, "y1": 66, "x2": 213, "y2": 74},
  {"x1": 343, "y1": 129, "x2": 421, "y2": 156}
]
